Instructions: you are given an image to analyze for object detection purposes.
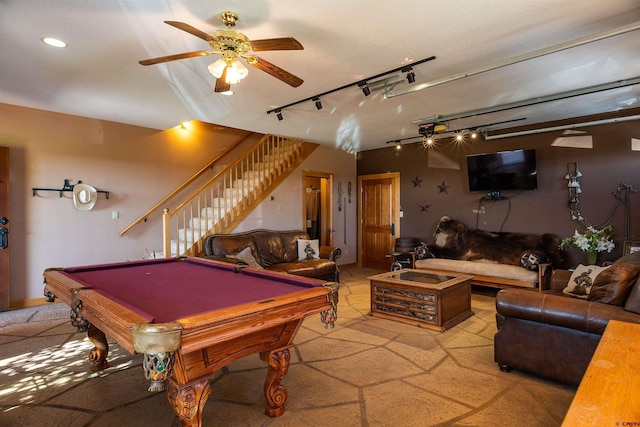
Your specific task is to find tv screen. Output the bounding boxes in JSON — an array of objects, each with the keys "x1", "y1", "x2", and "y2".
[{"x1": 466, "y1": 149, "x2": 537, "y2": 192}]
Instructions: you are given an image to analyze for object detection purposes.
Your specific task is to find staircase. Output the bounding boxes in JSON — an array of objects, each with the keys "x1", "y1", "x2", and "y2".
[{"x1": 159, "y1": 135, "x2": 316, "y2": 257}]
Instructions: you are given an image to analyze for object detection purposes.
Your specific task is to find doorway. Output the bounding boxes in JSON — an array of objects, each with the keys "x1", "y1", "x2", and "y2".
[
  {"x1": 302, "y1": 170, "x2": 333, "y2": 246},
  {"x1": 358, "y1": 172, "x2": 400, "y2": 269}
]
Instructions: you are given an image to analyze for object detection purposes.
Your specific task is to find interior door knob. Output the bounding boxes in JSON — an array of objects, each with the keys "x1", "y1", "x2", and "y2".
[{"x1": 0, "y1": 217, "x2": 7, "y2": 225}]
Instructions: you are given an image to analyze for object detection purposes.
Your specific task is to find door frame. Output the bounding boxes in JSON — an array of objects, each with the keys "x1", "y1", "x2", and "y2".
[
  {"x1": 301, "y1": 170, "x2": 334, "y2": 246},
  {"x1": 0, "y1": 147, "x2": 9, "y2": 310},
  {"x1": 357, "y1": 172, "x2": 401, "y2": 268}
]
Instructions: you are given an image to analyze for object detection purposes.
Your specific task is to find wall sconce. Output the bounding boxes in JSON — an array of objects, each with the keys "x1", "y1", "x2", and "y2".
[
  {"x1": 313, "y1": 97, "x2": 322, "y2": 110},
  {"x1": 565, "y1": 162, "x2": 584, "y2": 222}
]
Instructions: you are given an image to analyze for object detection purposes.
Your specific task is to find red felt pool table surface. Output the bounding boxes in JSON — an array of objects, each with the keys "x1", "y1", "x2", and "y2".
[
  {"x1": 43, "y1": 257, "x2": 338, "y2": 426},
  {"x1": 59, "y1": 257, "x2": 320, "y2": 324}
]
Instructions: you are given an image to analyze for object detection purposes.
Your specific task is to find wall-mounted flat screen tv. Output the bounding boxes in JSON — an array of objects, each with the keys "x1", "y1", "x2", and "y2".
[{"x1": 466, "y1": 149, "x2": 537, "y2": 192}]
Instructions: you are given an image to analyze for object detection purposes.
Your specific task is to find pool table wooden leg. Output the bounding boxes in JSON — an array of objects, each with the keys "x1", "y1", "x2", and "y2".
[
  {"x1": 260, "y1": 347, "x2": 291, "y2": 417},
  {"x1": 167, "y1": 378, "x2": 211, "y2": 427},
  {"x1": 87, "y1": 323, "x2": 109, "y2": 371}
]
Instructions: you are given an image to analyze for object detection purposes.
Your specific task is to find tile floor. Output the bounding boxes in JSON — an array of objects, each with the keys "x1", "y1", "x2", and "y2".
[{"x1": 0, "y1": 267, "x2": 576, "y2": 426}]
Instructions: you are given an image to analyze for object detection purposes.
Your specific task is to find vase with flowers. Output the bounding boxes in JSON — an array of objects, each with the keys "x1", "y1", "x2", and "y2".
[{"x1": 560, "y1": 225, "x2": 615, "y2": 265}]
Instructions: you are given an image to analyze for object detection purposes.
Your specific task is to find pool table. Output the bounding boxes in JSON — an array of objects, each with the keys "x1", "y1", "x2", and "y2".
[{"x1": 43, "y1": 257, "x2": 339, "y2": 426}]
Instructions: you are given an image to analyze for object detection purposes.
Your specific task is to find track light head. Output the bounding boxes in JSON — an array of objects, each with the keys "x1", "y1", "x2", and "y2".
[
  {"x1": 275, "y1": 109, "x2": 283, "y2": 121},
  {"x1": 406, "y1": 70, "x2": 415, "y2": 83},
  {"x1": 358, "y1": 80, "x2": 371, "y2": 96},
  {"x1": 401, "y1": 65, "x2": 416, "y2": 84},
  {"x1": 313, "y1": 97, "x2": 322, "y2": 110}
]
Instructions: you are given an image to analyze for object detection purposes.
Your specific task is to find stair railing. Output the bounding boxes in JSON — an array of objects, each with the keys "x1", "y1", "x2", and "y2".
[{"x1": 120, "y1": 131, "x2": 254, "y2": 237}]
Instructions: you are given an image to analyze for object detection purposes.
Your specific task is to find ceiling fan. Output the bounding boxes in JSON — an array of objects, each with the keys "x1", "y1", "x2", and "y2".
[{"x1": 139, "y1": 11, "x2": 304, "y2": 92}]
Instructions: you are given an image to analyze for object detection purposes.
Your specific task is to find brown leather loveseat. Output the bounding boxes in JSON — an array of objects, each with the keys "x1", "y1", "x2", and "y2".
[
  {"x1": 494, "y1": 252, "x2": 640, "y2": 385},
  {"x1": 203, "y1": 229, "x2": 341, "y2": 282}
]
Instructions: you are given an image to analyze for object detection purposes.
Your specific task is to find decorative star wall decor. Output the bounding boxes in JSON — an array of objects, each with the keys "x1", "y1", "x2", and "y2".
[
  {"x1": 412, "y1": 176, "x2": 422, "y2": 187},
  {"x1": 438, "y1": 181, "x2": 449, "y2": 194},
  {"x1": 419, "y1": 202, "x2": 430, "y2": 212}
]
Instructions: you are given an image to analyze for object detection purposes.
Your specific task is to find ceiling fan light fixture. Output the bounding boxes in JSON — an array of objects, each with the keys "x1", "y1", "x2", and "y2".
[
  {"x1": 225, "y1": 59, "x2": 248, "y2": 84},
  {"x1": 208, "y1": 58, "x2": 227, "y2": 78}
]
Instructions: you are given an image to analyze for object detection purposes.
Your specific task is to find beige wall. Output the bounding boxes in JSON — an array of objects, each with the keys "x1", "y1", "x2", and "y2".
[
  {"x1": 236, "y1": 146, "x2": 358, "y2": 263},
  {"x1": 1, "y1": 103, "x2": 357, "y2": 304}
]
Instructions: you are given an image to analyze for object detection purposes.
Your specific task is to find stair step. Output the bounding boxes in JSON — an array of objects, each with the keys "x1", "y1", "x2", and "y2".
[{"x1": 190, "y1": 217, "x2": 214, "y2": 231}]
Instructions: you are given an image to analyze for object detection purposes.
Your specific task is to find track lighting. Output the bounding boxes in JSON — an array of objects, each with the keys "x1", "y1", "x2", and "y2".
[
  {"x1": 266, "y1": 55, "x2": 436, "y2": 117},
  {"x1": 358, "y1": 81, "x2": 371, "y2": 96},
  {"x1": 275, "y1": 110, "x2": 283, "y2": 121}
]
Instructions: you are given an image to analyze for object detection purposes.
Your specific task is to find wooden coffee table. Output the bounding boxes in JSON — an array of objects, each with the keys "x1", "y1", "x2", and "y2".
[{"x1": 369, "y1": 269, "x2": 473, "y2": 331}]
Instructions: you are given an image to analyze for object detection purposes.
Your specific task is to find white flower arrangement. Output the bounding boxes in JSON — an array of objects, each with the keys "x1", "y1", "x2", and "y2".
[{"x1": 560, "y1": 225, "x2": 614, "y2": 264}]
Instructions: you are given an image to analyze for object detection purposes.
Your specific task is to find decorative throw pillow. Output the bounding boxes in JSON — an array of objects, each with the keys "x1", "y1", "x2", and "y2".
[
  {"x1": 297, "y1": 239, "x2": 320, "y2": 260},
  {"x1": 520, "y1": 250, "x2": 545, "y2": 271},
  {"x1": 228, "y1": 247, "x2": 263, "y2": 269},
  {"x1": 563, "y1": 264, "x2": 609, "y2": 299},
  {"x1": 414, "y1": 242, "x2": 434, "y2": 260}
]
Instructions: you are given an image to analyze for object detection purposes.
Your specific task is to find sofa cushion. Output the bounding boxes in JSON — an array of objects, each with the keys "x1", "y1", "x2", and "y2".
[
  {"x1": 268, "y1": 259, "x2": 337, "y2": 279},
  {"x1": 227, "y1": 247, "x2": 263, "y2": 269},
  {"x1": 279, "y1": 231, "x2": 310, "y2": 262},
  {"x1": 415, "y1": 258, "x2": 538, "y2": 283},
  {"x1": 298, "y1": 239, "x2": 320, "y2": 260},
  {"x1": 588, "y1": 253, "x2": 640, "y2": 305},
  {"x1": 624, "y1": 279, "x2": 640, "y2": 314},
  {"x1": 252, "y1": 231, "x2": 287, "y2": 267},
  {"x1": 563, "y1": 264, "x2": 609, "y2": 299},
  {"x1": 210, "y1": 235, "x2": 257, "y2": 258}
]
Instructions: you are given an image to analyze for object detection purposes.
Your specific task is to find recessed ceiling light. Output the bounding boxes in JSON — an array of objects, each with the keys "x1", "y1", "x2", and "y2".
[
  {"x1": 42, "y1": 37, "x2": 67, "y2": 48},
  {"x1": 220, "y1": 90, "x2": 234, "y2": 96}
]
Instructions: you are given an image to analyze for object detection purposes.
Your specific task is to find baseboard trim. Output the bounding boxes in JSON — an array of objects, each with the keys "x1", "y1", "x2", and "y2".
[{"x1": 9, "y1": 298, "x2": 48, "y2": 310}]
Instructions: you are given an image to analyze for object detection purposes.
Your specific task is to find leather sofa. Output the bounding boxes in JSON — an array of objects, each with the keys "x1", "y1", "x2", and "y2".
[
  {"x1": 494, "y1": 252, "x2": 640, "y2": 385},
  {"x1": 203, "y1": 229, "x2": 341, "y2": 282}
]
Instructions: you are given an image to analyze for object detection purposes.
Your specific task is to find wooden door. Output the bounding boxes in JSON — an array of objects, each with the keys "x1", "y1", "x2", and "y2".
[
  {"x1": 358, "y1": 173, "x2": 400, "y2": 269},
  {"x1": 0, "y1": 147, "x2": 9, "y2": 310}
]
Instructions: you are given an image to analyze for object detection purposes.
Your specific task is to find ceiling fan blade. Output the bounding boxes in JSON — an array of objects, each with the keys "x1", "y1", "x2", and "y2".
[
  {"x1": 215, "y1": 67, "x2": 231, "y2": 93},
  {"x1": 248, "y1": 38, "x2": 303, "y2": 51},
  {"x1": 139, "y1": 50, "x2": 213, "y2": 66},
  {"x1": 248, "y1": 56, "x2": 303, "y2": 87},
  {"x1": 164, "y1": 21, "x2": 214, "y2": 42}
]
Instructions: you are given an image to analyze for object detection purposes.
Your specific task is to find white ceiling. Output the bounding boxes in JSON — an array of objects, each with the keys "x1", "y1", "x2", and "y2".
[{"x1": 2, "y1": 0, "x2": 639, "y2": 152}]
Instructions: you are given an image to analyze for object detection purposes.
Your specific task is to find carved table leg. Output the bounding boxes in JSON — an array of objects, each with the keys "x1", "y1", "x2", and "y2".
[
  {"x1": 87, "y1": 323, "x2": 109, "y2": 371},
  {"x1": 167, "y1": 378, "x2": 212, "y2": 427},
  {"x1": 260, "y1": 348, "x2": 291, "y2": 417}
]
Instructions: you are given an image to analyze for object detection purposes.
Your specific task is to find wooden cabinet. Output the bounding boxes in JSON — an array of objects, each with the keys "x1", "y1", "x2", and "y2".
[{"x1": 369, "y1": 269, "x2": 473, "y2": 332}]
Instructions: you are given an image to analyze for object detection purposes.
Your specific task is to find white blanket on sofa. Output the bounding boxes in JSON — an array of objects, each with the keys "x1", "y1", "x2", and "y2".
[{"x1": 415, "y1": 258, "x2": 538, "y2": 284}]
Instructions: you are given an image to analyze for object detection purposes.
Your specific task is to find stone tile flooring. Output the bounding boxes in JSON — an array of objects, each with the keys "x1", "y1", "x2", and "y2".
[{"x1": 0, "y1": 267, "x2": 576, "y2": 426}]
